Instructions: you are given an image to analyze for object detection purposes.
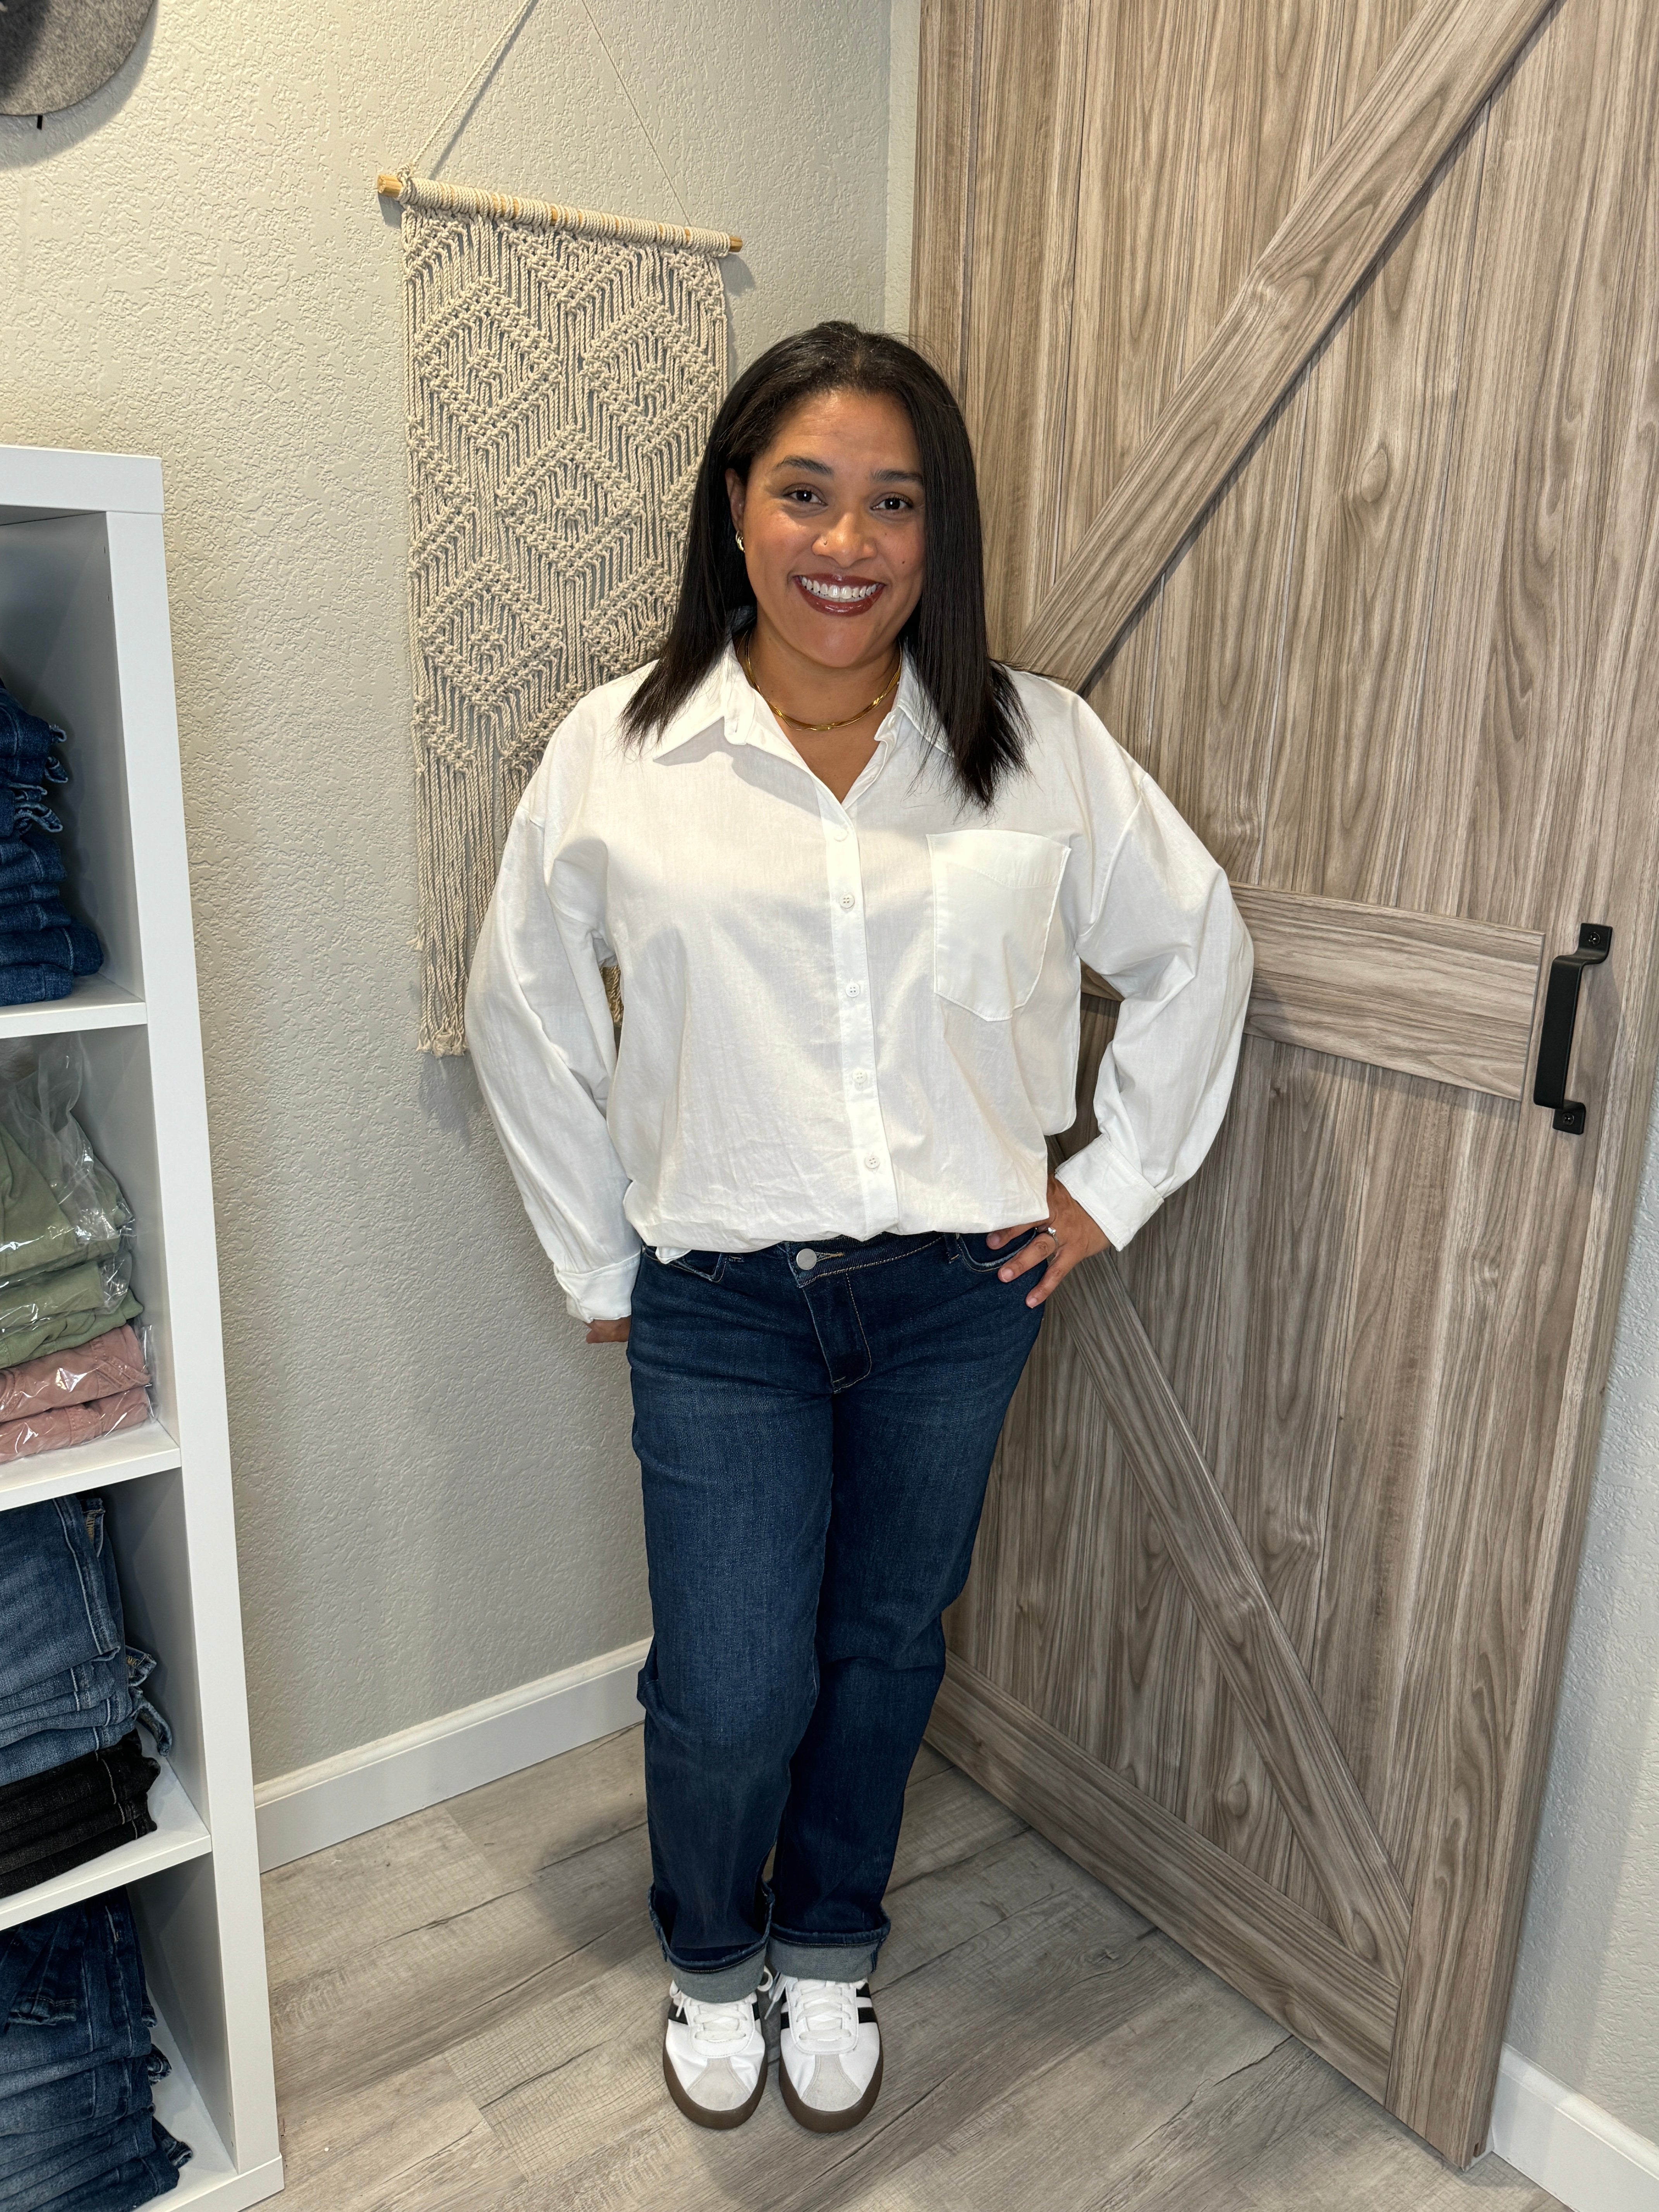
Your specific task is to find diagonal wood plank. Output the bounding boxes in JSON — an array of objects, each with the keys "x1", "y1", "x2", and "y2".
[
  {"x1": 1051, "y1": 1258, "x2": 1413, "y2": 1978},
  {"x1": 929, "y1": 1653, "x2": 1398, "y2": 2101},
  {"x1": 1014, "y1": 0, "x2": 1563, "y2": 685}
]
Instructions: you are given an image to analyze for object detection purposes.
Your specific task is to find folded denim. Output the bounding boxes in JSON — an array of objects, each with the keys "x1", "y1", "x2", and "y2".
[
  {"x1": 0, "y1": 1896, "x2": 153, "y2": 2096},
  {"x1": 0, "y1": 797, "x2": 61, "y2": 844},
  {"x1": 0, "y1": 842, "x2": 65, "y2": 899},
  {"x1": 0, "y1": 969, "x2": 72, "y2": 1009},
  {"x1": 0, "y1": 1731, "x2": 158, "y2": 1846},
  {"x1": 0, "y1": 2109, "x2": 157, "y2": 2211},
  {"x1": 0, "y1": 2054, "x2": 158, "y2": 2162},
  {"x1": 0, "y1": 1704, "x2": 167, "y2": 1796},
  {"x1": 0, "y1": 1736, "x2": 158, "y2": 1895},
  {"x1": 0, "y1": 1393, "x2": 150, "y2": 1469},
  {"x1": 0, "y1": 689, "x2": 62, "y2": 769},
  {"x1": 0, "y1": 1887, "x2": 191, "y2": 2208},
  {"x1": 0, "y1": 1646, "x2": 156, "y2": 1749},
  {"x1": 0, "y1": 904, "x2": 77, "y2": 940},
  {"x1": 0, "y1": 1816, "x2": 157, "y2": 1903},
  {"x1": 0, "y1": 931, "x2": 98, "y2": 980},
  {"x1": 30, "y1": 2120, "x2": 188, "y2": 2211},
  {"x1": 0, "y1": 1502, "x2": 121, "y2": 1707},
  {"x1": 0, "y1": 1329, "x2": 147, "y2": 1424}
]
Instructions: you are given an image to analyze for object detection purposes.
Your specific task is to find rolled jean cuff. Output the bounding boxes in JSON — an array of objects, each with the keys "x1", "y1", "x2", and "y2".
[
  {"x1": 664, "y1": 1949, "x2": 771, "y2": 2001},
  {"x1": 767, "y1": 1933, "x2": 881, "y2": 1985},
  {"x1": 648, "y1": 1886, "x2": 769, "y2": 2002}
]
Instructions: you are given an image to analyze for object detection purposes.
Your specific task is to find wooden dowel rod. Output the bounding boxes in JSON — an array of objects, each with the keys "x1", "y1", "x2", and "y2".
[{"x1": 374, "y1": 170, "x2": 741, "y2": 252}]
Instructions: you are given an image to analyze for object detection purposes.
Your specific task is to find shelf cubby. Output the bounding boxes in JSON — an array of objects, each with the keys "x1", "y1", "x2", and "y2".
[{"x1": 0, "y1": 445, "x2": 282, "y2": 2207}]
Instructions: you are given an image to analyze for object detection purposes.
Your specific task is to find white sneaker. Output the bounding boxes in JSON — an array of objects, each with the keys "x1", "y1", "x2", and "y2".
[
  {"x1": 771, "y1": 1976, "x2": 883, "y2": 2132},
  {"x1": 662, "y1": 1978, "x2": 769, "y2": 2128}
]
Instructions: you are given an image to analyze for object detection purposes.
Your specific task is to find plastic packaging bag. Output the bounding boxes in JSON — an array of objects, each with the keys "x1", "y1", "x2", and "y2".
[
  {"x1": 0, "y1": 1037, "x2": 132, "y2": 1271},
  {"x1": 0, "y1": 1320, "x2": 153, "y2": 1461},
  {"x1": 0, "y1": 1041, "x2": 140, "y2": 1369}
]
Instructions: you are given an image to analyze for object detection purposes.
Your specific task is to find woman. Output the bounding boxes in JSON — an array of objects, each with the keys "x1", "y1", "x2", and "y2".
[{"x1": 467, "y1": 322, "x2": 1251, "y2": 2135}]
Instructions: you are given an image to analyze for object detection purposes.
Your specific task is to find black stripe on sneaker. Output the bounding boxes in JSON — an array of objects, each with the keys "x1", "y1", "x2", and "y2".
[
  {"x1": 669, "y1": 2002, "x2": 687, "y2": 2024},
  {"x1": 857, "y1": 2005, "x2": 877, "y2": 2022}
]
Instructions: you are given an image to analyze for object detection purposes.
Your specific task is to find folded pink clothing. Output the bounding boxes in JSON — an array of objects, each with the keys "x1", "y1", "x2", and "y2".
[
  {"x1": 0, "y1": 1321, "x2": 148, "y2": 1420},
  {"x1": 0, "y1": 1384, "x2": 151, "y2": 1462}
]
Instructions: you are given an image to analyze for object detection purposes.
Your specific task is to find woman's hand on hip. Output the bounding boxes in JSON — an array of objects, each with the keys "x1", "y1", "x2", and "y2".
[
  {"x1": 986, "y1": 1175, "x2": 1109, "y2": 1307},
  {"x1": 586, "y1": 1317, "x2": 631, "y2": 1344}
]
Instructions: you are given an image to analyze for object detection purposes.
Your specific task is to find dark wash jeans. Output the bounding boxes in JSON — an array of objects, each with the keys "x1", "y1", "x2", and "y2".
[
  {"x1": 627, "y1": 1225, "x2": 1045, "y2": 1999},
  {"x1": 0, "y1": 1893, "x2": 187, "y2": 2208}
]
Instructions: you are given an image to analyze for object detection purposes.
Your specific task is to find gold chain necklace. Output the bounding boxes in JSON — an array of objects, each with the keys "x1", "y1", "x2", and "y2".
[{"x1": 740, "y1": 641, "x2": 902, "y2": 733}]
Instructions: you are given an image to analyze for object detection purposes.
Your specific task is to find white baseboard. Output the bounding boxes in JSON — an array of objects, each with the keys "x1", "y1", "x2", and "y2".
[
  {"x1": 254, "y1": 1638, "x2": 649, "y2": 1870},
  {"x1": 1490, "y1": 2046, "x2": 1659, "y2": 2212}
]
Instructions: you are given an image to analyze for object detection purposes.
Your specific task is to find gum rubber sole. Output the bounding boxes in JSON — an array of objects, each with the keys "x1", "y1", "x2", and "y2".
[
  {"x1": 662, "y1": 2038, "x2": 768, "y2": 2129},
  {"x1": 778, "y1": 2042, "x2": 884, "y2": 2133}
]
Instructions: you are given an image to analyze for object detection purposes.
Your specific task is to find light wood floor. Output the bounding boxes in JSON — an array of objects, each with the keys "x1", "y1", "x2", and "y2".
[{"x1": 261, "y1": 1726, "x2": 1562, "y2": 2210}]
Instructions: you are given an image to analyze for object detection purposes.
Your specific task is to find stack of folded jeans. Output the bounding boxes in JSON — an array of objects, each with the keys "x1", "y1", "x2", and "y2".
[
  {"x1": 0, "y1": 685, "x2": 103, "y2": 1008},
  {"x1": 0, "y1": 1328, "x2": 151, "y2": 1465},
  {"x1": 0, "y1": 1890, "x2": 191, "y2": 2208},
  {"x1": 0, "y1": 1499, "x2": 169, "y2": 1901}
]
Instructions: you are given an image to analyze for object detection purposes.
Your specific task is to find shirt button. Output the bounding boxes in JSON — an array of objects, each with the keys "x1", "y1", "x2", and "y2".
[
  {"x1": 796, "y1": 1248, "x2": 818, "y2": 1270},
  {"x1": 847, "y1": 982, "x2": 862, "y2": 998},
  {"x1": 854, "y1": 1071, "x2": 870, "y2": 1088},
  {"x1": 832, "y1": 824, "x2": 849, "y2": 842},
  {"x1": 864, "y1": 1154, "x2": 880, "y2": 1170},
  {"x1": 840, "y1": 894, "x2": 855, "y2": 910}
]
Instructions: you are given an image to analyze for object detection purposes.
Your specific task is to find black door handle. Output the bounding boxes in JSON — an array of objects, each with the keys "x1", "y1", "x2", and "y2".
[{"x1": 1533, "y1": 923, "x2": 1613, "y2": 1134}]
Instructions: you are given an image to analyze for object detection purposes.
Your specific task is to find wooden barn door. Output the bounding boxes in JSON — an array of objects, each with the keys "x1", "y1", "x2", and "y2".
[{"x1": 913, "y1": 0, "x2": 1659, "y2": 2165}]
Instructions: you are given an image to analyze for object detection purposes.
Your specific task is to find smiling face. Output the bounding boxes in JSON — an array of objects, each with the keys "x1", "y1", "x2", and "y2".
[{"x1": 726, "y1": 388, "x2": 926, "y2": 685}]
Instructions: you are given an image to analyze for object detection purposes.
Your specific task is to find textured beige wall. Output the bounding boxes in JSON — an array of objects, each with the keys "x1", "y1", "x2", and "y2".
[
  {"x1": 1505, "y1": 1077, "x2": 1659, "y2": 2147},
  {"x1": 0, "y1": 0, "x2": 891, "y2": 1778}
]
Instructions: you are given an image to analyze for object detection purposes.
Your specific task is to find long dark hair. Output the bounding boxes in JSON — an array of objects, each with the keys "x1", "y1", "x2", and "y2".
[{"x1": 622, "y1": 321, "x2": 1027, "y2": 806}]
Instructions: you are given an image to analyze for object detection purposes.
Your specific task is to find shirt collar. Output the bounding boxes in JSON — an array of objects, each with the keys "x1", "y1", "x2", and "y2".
[{"x1": 649, "y1": 640, "x2": 948, "y2": 757}]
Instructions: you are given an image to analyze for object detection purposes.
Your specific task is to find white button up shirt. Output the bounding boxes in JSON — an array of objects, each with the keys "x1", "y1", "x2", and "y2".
[{"x1": 467, "y1": 644, "x2": 1252, "y2": 1321}]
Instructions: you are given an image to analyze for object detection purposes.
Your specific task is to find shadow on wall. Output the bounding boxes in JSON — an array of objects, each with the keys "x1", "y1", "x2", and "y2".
[
  {"x1": 1508, "y1": 1077, "x2": 1659, "y2": 2088},
  {"x1": 0, "y1": 0, "x2": 154, "y2": 165}
]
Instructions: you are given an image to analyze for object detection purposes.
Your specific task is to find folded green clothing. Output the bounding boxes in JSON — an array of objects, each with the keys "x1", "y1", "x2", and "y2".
[
  {"x1": 0, "y1": 1292, "x2": 141, "y2": 1372},
  {"x1": 0, "y1": 1257, "x2": 127, "y2": 1335},
  {"x1": 0, "y1": 1234, "x2": 127, "y2": 1304},
  {"x1": 0, "y1": 1123, "x2": 82, "y2": 1284}
]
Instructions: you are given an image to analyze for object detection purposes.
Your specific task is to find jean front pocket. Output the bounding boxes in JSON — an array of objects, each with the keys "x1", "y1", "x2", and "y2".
[
  {"x1": 928, "y1": 830, "x2": 1071, "y2": 1020},
  {"x1": 953, "y1": 1226, "x2": 1043, "y2": 1274}
]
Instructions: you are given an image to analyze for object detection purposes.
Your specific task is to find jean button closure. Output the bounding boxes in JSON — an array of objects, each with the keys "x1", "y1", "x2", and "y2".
[{"x1": 796, "y1": 1248, "x2": 818, "y2": 1270}]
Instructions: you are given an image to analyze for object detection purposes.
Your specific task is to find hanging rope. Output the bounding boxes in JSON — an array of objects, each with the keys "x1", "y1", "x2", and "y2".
[
  {"x1": 380, "y1": 0, "x2": 738, "y2": 246},
  {"x1": 410, "y1": 0, "x2": 543, "y2": 177}
]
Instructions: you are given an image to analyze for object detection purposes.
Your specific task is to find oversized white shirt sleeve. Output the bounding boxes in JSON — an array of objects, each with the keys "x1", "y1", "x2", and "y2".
[
  {"x1": 466, "y1": 744, "x2": 642, "y2": 1325},
  {"x1": 1052, "y1": 696, "x2": 1254, "y2": 1249}
]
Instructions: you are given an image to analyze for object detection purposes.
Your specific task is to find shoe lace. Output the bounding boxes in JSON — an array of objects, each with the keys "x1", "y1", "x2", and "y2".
[
  {"x1": 679, "y1": 1987, "x2": 758, "y2": 2052},
  {"x1": 788, "y1": 1978, "x2": 859, "y2": 2052}
]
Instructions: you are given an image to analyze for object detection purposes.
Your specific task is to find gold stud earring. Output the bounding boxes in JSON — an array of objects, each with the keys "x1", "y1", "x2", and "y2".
[{"x1": 734, "y1": 529, "x2": 745, "y2": 551}]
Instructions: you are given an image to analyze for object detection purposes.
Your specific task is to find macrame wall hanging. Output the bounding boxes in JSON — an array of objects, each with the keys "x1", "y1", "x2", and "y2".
[{"x1": 382, "y1": 2, "x2": 737, "y2": 1052}]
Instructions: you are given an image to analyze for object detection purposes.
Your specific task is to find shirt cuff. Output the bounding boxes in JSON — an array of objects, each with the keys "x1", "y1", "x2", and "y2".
[
  {"x1": 1055, "y1": 1140, "x2": 1163, "y2": 1251},
  {"x1": 557, "y1": 1251, "x2": 641, "y2": 1324}
]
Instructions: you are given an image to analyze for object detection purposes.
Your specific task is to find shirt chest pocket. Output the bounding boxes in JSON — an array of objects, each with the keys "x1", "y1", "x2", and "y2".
[{"x1": 927, "y1": 830, "x2": 1071, "y2": 1020}]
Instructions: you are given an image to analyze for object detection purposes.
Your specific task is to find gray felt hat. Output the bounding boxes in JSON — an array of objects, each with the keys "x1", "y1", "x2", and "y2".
[{"x1": 1, "y1": 0, "x2": 157, "y2": 116}]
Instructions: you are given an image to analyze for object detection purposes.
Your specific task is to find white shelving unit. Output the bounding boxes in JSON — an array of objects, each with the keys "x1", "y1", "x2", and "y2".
[{"x1": 0, "y1": 447, "x2": 282, "y2": 2207}]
